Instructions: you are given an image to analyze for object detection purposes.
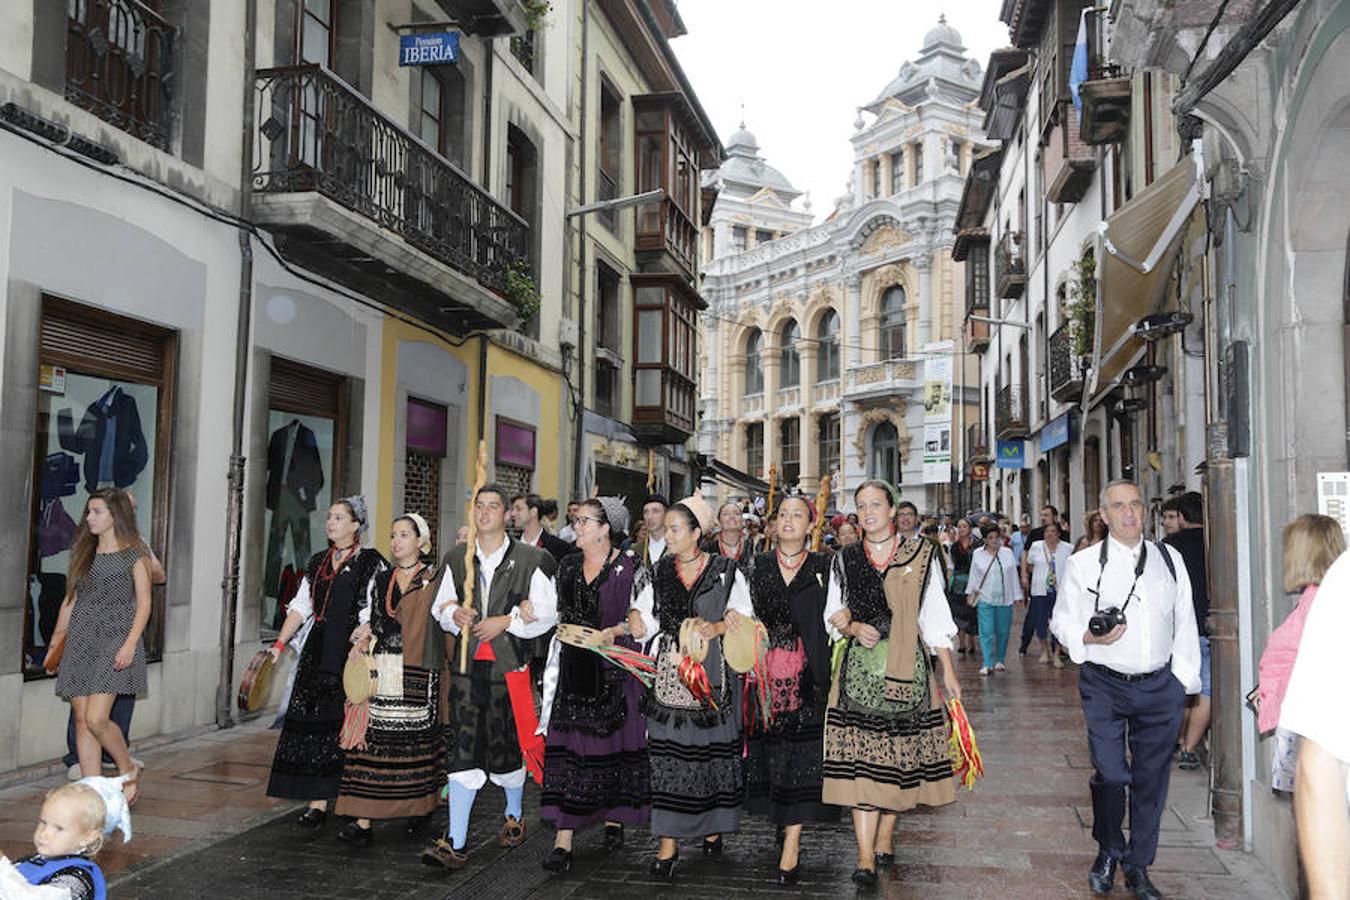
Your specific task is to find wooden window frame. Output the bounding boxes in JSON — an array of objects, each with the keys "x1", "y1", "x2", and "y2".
[{"x1": 297, "y1": 0, "x2": 338, "y2": 66}]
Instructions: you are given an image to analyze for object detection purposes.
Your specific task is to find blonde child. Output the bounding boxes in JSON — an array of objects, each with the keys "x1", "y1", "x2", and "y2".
[{"x1": 0, "y1": 776, "x2": 130, "y2": 899}]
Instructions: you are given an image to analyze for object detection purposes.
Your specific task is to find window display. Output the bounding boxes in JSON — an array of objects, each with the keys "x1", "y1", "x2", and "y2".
[{"x1": 261, "y1": 411, "x2": 335, "y2": 636}]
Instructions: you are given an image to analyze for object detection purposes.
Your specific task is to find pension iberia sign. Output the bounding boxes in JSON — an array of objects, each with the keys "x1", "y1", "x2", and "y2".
[{"x1": 399, "y1": 32, "x2": 459, "y2": 66}]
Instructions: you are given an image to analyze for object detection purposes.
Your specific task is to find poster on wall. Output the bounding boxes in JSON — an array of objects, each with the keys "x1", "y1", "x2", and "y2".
[
  {"x1": 923, "y1": 354, "x2": 953, "y2": 483},
  {"x1": 261, "y1": 413, "x2": 334, "y2": 635}
]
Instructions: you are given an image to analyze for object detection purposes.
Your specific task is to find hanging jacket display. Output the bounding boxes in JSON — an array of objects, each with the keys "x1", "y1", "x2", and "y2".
[{"x1": 57, "y1": 386, "x2": 149, "y2": 492}]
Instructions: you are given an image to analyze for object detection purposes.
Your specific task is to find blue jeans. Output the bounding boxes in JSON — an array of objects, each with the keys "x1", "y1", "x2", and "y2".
[
  {"x1": 1019, "y1": 591, "x2": 1056, "y2": 652},
  {"x1": 63, "y1": 694, "x2": 135, "y2": 767},
  {"x1": 977, "y1": 603, "x2": 1013, "y2": 668}
]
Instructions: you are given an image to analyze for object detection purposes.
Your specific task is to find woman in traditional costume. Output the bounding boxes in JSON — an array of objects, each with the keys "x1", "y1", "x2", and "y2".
[
  {"x1": 743, "y1": 495, "x2": 837, "y2": 885},
  {"x1": 822, "y1": 480, "x2": 962, "y2": 890},
  {"x1": 703, "y1": 502, "x2": 753, "y2": 574},
  {"x1": 266, "y1": 496, "x2": 386, "y2": 828},
  {"x1": 627, "y1": 495, "x2": 753, "y2": 878},
  {"x1": 332, "y1": 513, "x2": 450, "y2": 844},
  {"x1": 537, "y1": 497, "x2": 650, "y2": 873}
]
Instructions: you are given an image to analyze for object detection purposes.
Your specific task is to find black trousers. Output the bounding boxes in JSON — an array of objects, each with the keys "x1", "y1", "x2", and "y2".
[{"x1": 1078, "y1": 662, "x2": 1185, "y2": 868}]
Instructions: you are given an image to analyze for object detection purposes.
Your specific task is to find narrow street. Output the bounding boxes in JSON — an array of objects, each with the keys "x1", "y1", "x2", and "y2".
[{"x1": 0, "y1": 625, "x2": 1281, "y2": 899}]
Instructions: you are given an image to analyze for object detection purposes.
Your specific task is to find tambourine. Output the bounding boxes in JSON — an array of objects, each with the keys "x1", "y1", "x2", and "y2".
[
  {"x1": 556, "y1": 623, "x2": 607, "y2": 648},
  {"x1": 237, "y1": 649, "x2": 276, "y2": 713},
  {"x1": 724, "y1": 618, "x2": 767, "y2": 674},
  {"x1": 343, "y1": 649, "x2": 378, "y2": 704},
  {"x1": 678, "y1": 617, "x2": 710, "y2": 663}
]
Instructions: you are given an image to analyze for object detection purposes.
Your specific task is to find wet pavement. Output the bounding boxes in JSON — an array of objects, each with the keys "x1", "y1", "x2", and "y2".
[{"x1": 0, "y1": 627, "x2": 1288, "y2": 899}]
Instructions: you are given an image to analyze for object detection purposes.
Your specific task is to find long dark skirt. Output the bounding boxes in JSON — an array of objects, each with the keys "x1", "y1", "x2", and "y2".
[
  {"x1": 335, "y1": 665, "x2": 444, "y2": 819},
  {"x1": 267, "y1": 624, "x2": 346, "y2": 801},
  {"x1": 744, "y1": 685, "x2": 838, "y2": 826},
  {"x1": 539, "y1": 678, "x2": 650, "y2": 830}
]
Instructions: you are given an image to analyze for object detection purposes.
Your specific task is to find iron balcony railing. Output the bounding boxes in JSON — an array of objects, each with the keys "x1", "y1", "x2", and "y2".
[
  {"x1": 253, "y1": 65, "x2": 528, "y2": 297},
  {"x1": 1049, "y1": 321, "x2": 1089, "y2": 401},
  {"x1": 995, "y1": 383, "x2": 1029, "y2": 439},
  {"x1": 65, "y1": 0, "x2": 174, "y2": 150},
  {"x1": 994, "y1": 230, "x2": 1026, "y2": 299}
]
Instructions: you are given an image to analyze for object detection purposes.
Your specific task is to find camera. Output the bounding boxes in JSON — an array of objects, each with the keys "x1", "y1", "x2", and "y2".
[{"x1": 1088, "y1": 607, "x2": 1127, "y2": 636}]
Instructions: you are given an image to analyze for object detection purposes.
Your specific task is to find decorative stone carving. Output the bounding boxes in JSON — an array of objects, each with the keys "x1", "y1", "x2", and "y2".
[
  {"x1": 851, "y1": 406, "x2": 910, "y2": 468},
  {"x1": 862, "y1": 225, "x2": 913, "y2": 255}
]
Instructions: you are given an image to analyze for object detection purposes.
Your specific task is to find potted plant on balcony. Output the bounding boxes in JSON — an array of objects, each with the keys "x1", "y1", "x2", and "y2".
[
  {"x1": 1067, "y1": 253, "x2": 1096, "y2": 367},
  {"x1": 506, "y1": 260, "x2": 541, "y2": 327},
  {"x1": 522, "y1": 1, "x2": 551, "y2": 30}
]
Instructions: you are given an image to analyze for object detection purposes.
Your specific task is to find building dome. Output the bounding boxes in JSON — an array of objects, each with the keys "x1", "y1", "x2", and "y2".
[
  {"x1": 711, "y1": 121, "x2": 801, "y2": 199},
  {"x1": 727, "y1": 126, "x2": 759, "y2": 154},
  {"x1": 923, "y1": 15, "x2": 964, "y2": 52}
]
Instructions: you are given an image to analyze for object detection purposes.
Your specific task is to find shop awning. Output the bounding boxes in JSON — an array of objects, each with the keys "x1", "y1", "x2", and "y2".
[
  {"x1": 1087, "y1": 153, "x2": 1203, "y2": 407},
  {"x1": 703, "y1": 458, "x2": 769, "y2": 496}
]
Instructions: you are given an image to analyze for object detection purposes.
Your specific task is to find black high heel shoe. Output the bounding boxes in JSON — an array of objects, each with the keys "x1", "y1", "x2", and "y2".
[
  {"x1": 295, "y1": 808, "x2": 327, "y2": 829},
  {"x1": 650, "y1": 850, "x2": 679, "y2": 879},
  {"x1": 776, "y1": 864, "x2": 800, "y2": 886},
  {"x1": 851, "y1": 867, "x2": 878, "y2": 890},
  {"x1": 602, "y1": 823, "x2": 625, "y2": 851},
  {"x1": 335, "y1": 820, "x2": 372, "y2": 846},
  {"x1": 702, "y1": 835, "x2": 723, "y2": 856},
  {"x1": 874, "y1": 851, "x2": 895, "y2": 867},
  {"x1": 541, "y1": 847, "x2": 573, "y2": 873}
]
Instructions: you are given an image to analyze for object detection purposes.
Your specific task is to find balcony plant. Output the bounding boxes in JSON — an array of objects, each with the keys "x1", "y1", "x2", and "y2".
[
  {"x1": 1066, "y1": 253, "x2": 1096, "y2": 360},
  {"x1": 505, "y1": 261, "x2": 541, "y2": 326},
  {"x1": 522, "y1": 0, "x2": 551, "y2": 30}
]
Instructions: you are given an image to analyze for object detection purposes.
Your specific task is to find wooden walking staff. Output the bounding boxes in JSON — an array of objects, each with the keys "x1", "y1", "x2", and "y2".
[
  {"x1": 459, "y1": 439, "x2": 489, "y2": 674},
  {"x1": 811, "y1": 471, "x2": 834, "y2": 552},
  {"x1": 646, "y1": 449, "x2": 656, "y2": 492},
  {"x1": 765, "y1": 464, "x2": 778, "y2": 551}
]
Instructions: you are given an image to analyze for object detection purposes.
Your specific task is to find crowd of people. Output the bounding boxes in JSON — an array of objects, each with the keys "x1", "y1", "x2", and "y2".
[{"x1": 6, "y1": 481, "x2": 1348, "y2": 899}]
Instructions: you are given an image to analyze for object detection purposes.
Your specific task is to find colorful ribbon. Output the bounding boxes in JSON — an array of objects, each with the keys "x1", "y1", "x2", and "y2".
[{"x1": 946, "y1": 697, "x2": 984, "y2": 790}]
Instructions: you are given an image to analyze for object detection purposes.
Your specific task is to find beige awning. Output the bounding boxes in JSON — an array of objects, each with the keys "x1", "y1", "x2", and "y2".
[{"x1": 1087, "y1": 154, "x2": 1203, "y2": 407}]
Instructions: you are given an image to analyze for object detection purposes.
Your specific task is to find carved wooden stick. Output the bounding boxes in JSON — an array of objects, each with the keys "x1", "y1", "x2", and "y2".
[
  {"x1": 646, "y1": 449, "x2": 655, "y2": 493},
  {"x1": 765, "y1": 465, "x2": 778, "y2": 552},
  {"x1": 811, "y1": 472, "x2": 833, "y2": 552},
  {"x1": 459, "y1": 439, "x2": 488, "y2": 674}
]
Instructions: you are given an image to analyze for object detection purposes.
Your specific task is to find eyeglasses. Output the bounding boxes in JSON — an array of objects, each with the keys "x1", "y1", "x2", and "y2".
[{"x1": 574, "y1": 515, "x2": 606, "y2": 527}]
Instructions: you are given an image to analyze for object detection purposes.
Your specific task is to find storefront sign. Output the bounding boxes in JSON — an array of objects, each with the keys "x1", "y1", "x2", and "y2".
[
  {"x1": 996, "y1": 439, "x2": 1026, "y2": 469},
  {"x1": 971, "y1": 461, "x2": 989, "y2": 481},
  {"x1": 1040, "y1": 412, "x2": 1072, "y2": 452},
  {"x1": 399, "y1": 32, "x2": 459, "y2": 66},
  {"x1": 496, "y1": 418, "x2": 536, "y2": 468}
]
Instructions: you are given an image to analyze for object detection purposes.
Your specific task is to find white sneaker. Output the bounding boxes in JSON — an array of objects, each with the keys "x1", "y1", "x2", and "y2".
[
  {"x1": 978, "y1": 667, "x2": 990, "y2": 676},
  {"x1": 1038, "y1": 651, "x2": 1050, "y2": 664},
  {"x1": 66, "y1": 764, "x2": 81, "y2": 782},
  {"x1": 994, "y1": 662, "x2": 1007, "y2": 672},
  {"x1": 1053, "y1": 656, "x2": 1065, "y2": 669}
]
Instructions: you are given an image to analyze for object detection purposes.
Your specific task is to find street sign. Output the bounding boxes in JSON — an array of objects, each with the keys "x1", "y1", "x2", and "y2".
[
  {"x1": 971, "y1": 461, "x2": 989, "y2": 481},
  {"x1": 1041, "y1": 412, "x2": 1072, "y2": 451},
  {"x1": 399, "y1": 32, "x2": 459, "y2": 66},
  {"x1": 995, "y1": 440, "x2": 1025, "y2": 469}
]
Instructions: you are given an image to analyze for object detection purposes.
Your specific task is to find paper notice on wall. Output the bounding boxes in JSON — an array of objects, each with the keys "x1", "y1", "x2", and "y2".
[
  {"x1": 923, "y1": 422, "x2": 951, "y2": 484},
  {"x1": 39, "y1": 364, "x2": 66, "y2": 394},
  {"x1": 1317, "y1": 472, "x2": 1350, "y2": 542}
]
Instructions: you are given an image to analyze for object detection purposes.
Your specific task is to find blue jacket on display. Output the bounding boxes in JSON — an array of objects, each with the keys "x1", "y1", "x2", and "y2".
[{"x1": 58, "y1": 386, "x2": 149, "y2": 493}]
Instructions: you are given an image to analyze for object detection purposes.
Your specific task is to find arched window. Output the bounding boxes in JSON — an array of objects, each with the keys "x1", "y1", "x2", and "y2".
[
  {"x1": 780, "y1": 319, "x2": 800, "y2": 388},
  {"x1": 817, "y1": 309, "x2": 840, "y2": 381},
  {"x1": 870, "y1": 421, "x2": 902, "y2": 486},
  {"x1": 880, "y1": 286, "x2": 907, "y2": 359},
  {"x1": 744, "y1": 328, "x2": 764, "y2": 394}
]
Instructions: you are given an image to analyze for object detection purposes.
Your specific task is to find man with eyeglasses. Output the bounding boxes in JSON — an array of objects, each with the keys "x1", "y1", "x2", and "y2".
[{"x1": 1051, "y1": 480, "x2": 1201, "y2": 900}]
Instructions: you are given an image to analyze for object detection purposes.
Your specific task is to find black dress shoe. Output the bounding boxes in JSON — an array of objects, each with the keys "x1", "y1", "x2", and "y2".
[
  {"x1": 650, "y1": 850, "x2": 678, "y2": 879},
  {"x1": 542, "y1": 847, "x2": 573, "y2": 873},
  {"x1": 776, "y1": 864, "x2": 800, "y2": 886},
  {"x1": 1124, "y1": 865, "x2": 1163, "y2": 900},
  {"x1": 874, "y1": 851, "x2": 895, "y2": 867},
  {"x1": 702, "y1": 834, "x2": 723, "y2": 856},
  {"x1": 1088, "y1": 851, "x2": 1119, "y2": 895},
  {"x1": 335, "y1": 820, "x2": 372, "y2": 846},
  {"x1": 602, "y1": 823, "x2": 625, "y2": 851},
  {"x1": 295, "y1": 808, "x2": 327, "y2": 829},
  {"x1": 851, "y1": 867, "x2": 878, "y2": 890}
]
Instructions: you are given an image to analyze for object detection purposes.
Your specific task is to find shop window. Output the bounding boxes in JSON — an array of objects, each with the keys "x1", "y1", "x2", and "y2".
[
  {"x1": 405, "y1": 397, "x2": 447, "y2": 557},
  {"x1": 25, "y1": 297, "x2": 176, "y2": 679},
  {"x1": 495, "y1": 417, "x2": 535, "y2": 495},
  {"x1": 261, "y1": 357, "x2": 346, "y2": 637}
]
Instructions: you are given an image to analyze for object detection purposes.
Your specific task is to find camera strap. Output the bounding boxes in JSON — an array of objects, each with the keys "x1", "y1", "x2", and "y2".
[{"x1": 1090, "y1": 539, "x2": 1148, "y2": 616}]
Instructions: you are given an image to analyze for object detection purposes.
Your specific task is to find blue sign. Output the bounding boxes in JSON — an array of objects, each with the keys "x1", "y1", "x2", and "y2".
[
  {"x1": 996, "y1": 440, "x2": 1025, "y2": 469},
  {"x1": 1040, "y1": 412, "x2": 1073, "y2": 452},
  {"x1": 399, "y1": 32, "x2": 459, "y2": 66}
]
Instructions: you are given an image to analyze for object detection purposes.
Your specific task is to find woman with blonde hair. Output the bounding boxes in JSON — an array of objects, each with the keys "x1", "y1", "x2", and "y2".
[
  {"x1": 52, "y1": 489, "x2": 153, "y2": 804},
  {"x1": 1256, "y1": 514, "x2": 1346, "y2": 792}
]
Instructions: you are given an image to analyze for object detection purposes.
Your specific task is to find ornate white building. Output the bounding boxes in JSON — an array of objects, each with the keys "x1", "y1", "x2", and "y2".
[{"x1": 698, "y1": 19, "x2": 986, "y2": 512}]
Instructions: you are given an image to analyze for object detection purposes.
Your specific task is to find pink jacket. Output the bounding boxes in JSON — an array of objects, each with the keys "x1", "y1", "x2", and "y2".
[{"x1": 1257, "y1": 585, "x2": 1318, "y2": 734}]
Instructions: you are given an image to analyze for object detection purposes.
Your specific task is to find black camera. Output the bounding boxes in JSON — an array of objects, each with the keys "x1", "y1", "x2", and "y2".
[{"x1": 1088, "y1": 607, "x2": 1127, "y2": 636}]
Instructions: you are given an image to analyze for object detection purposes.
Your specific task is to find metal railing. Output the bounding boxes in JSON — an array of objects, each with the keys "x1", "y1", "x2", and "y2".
[
  {"x1": 995, "y1": 383, "x2": 1029, "y2": 439},
  {"x1": 65, "y1": 0, "x2": 174, "y2": 150},
  {"x1": 1049, "y1": 321, "x2": 1089, "y2": 401},
  {"x1": 994, "y1": 230, "x2": 1026, "y2": 299},
  {"x1": 253, "y1": 65, "x2": 528, "y2": 296}
]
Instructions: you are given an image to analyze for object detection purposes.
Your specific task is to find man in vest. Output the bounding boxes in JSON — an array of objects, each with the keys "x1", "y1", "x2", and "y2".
[
  {"x1": 423, "y1": 483, "x2": 557, "y2": 869},
  {"x1": 632, "y1": 493, "x2": 669, "y2": 568}
]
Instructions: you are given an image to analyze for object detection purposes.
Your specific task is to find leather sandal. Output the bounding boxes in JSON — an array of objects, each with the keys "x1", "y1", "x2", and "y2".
[{"x1": 498, "y1": 815, "x2": 526, "y2": 847}]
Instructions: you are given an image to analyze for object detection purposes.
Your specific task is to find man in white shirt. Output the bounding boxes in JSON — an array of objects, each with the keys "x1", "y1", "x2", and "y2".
[
  {"x1": 1279, "y1": 550, "x2": 1350, "y2": 899},
  {"x1": 634, "y1": 494, "x2": 669, "y2": 567},
  {"x1": 1051, "y1": 480, "x2": 1200, "y2": 900},
  {"x1": 422, "y1": 484, "x2": 557, "y2": 869}
]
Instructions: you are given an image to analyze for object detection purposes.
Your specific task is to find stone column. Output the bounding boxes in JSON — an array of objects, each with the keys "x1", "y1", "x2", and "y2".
[
  {"x1": 846, "y1": 275, "x2": 863, "y2": 369},
  {"x1": 761, "y1": 347, "x2": 780, "y2": 479},
  {"x1": 799, "y1": 411, "x2": 819, "y2": 493},
  {"x1": 728, "y1": 356, "x2": 746, "y2": 419},
  {"x1": 879, "y1": 153, "x2": 893, "y2": 198},
  {"x1": 798, "y1": 340, "x2": 820, "y2": 492},
  {"x1": 916, "y1": 255, "x2": 932, "y2": 349}
]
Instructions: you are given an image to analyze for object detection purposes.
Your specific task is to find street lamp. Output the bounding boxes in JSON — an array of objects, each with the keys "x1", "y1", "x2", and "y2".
[{"x1": 967, "y1": 315, "x2": 1032, "y2": 330}]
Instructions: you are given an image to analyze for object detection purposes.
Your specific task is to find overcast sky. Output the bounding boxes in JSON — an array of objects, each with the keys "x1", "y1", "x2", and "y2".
[{"x1": 670, "y1": 1, "x2": 1011, "y2": 223}]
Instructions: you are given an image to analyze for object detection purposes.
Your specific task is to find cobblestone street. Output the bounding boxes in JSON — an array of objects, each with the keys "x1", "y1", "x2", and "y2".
[{"x1": 0, "y1": 631, "x2": 1285, "y2": 899}]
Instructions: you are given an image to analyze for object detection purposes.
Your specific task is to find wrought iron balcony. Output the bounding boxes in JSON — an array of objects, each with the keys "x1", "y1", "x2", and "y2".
[
  {"x1": 1049, "y1": 321, "x2": 1089, "y2": 401},
  {"x1": 253, "y1": 65, "x2": 526, "y2": 332},
  {"x1": 995, "y1": 383, "x2": 1029, "y2": 440},
  {"x1": 994, "y1": 230, "x2": 1026, "y2": 300},
  {"x1": 65, "y1": 0, "x2": 174, "y2": 150},
  {"x1": 966, "y1": 424, "x2": 991, "y2": 462}
]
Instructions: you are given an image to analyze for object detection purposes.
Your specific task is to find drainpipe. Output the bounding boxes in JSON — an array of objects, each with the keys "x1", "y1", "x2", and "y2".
[
  {"x1": 571, "y1": 0, "x2": 590, "y2": 498},
  {"x1": 216, "y1": 0, "x2": 258, "y2": 730},
  {"x1": 477, "y1": 334, "x2": 489, "y2": 445},
  {"x1": 481, "y1": 41, "x2": 493, "y2": 188}
]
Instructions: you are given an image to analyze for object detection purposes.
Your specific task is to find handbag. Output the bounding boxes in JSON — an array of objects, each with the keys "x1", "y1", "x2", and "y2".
[
  {"x1": 840, "y1": 639, "x2": 928, "y2": 716},
  {"x1": 43, "y1": 630, "x2": 67, "y2": 675},
  {"x1": 966, "y1": 554, "x2": 995, "y2": 607}
]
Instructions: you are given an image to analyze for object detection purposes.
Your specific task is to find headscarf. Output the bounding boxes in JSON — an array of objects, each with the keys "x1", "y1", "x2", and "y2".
[
  {"x1": 77, "y1": 775, "x2": 133, "y2": 843},
  {"x1": 595, "y1": 496, "x2": 630, "y2": 537},
  {"x1": 340, "y1": 495, "x2": 369, "y2": 534},
  {"x1": 403, "y1": 512, "x2": 433, "y2": 554},
  {"x1": 675, "y1": 493, "x2": 715, "y2": 535}
]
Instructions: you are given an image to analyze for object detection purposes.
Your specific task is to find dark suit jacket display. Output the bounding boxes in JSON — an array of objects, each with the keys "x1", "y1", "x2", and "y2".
[
  {"x1": 266, "y1": 420, "x2": 325, "y2": 512},
  {"x1": 57, "y1": 387, "x2": 149, "y2": 493}
]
